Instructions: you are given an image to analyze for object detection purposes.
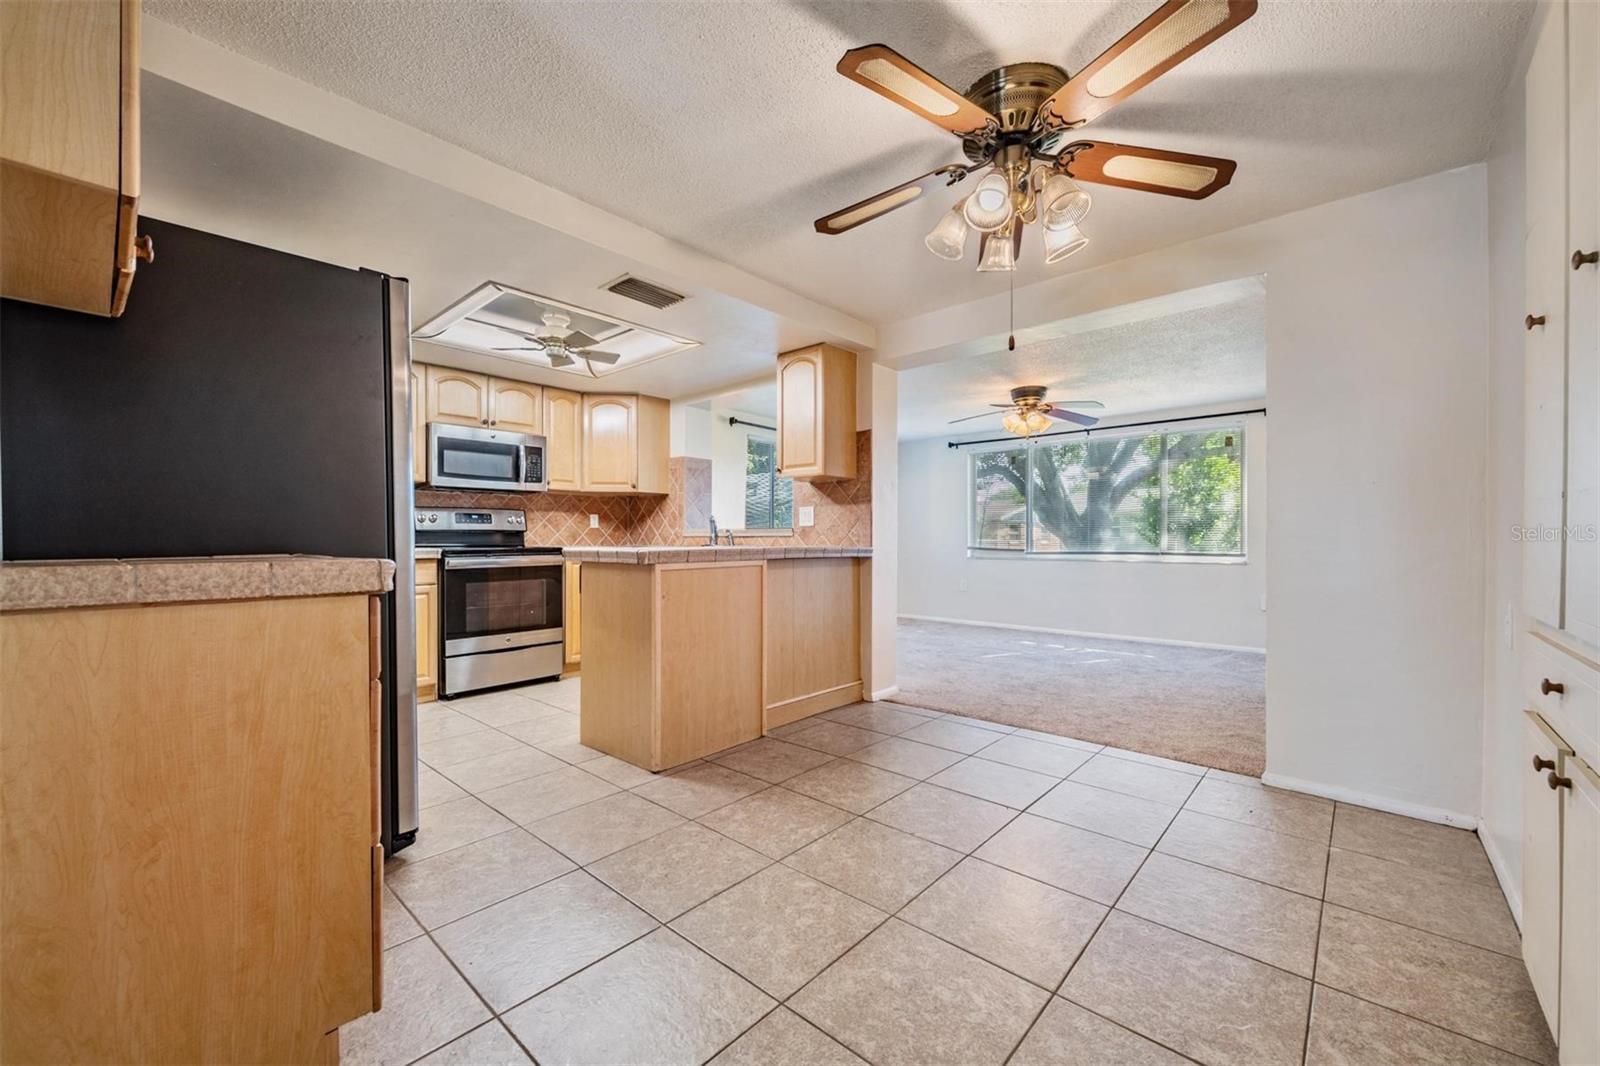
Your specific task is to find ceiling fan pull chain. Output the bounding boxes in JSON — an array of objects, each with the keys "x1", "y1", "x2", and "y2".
[{"x1": 1008, "y1": 269, "x2": 1016, "y2": 351}]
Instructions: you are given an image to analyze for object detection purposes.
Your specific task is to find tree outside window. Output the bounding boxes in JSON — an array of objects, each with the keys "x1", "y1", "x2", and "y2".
[{"x1": 969, "y1": 426, "x2": 1243, "y2": 556}]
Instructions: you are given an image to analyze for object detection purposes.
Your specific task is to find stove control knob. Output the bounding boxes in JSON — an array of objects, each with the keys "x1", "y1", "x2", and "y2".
[{"x1": 427, "y1": 514, "x2": 438, "y2": 523}]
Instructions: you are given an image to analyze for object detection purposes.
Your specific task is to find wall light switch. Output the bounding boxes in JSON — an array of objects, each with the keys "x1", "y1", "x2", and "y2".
[
  {"x1": 589, "y1": 514, "x2": 600, "y2": 529},
  {"x1": 798, "y1": 506, "x2": 815, "y2": 527}
]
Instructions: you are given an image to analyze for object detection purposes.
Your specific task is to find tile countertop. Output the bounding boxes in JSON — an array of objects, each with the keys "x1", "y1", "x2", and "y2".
[
  {"x1": 563, "y1": 545, "x2": 872, "y2": 564},
  {"x1": 0, "y1": 555, "x2": 397, "y2": 612}
]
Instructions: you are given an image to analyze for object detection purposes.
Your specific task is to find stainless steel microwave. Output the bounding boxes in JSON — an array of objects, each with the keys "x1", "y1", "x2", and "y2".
[{"x1": 427, "y1": 423, "x2": 547, "y2": 492}]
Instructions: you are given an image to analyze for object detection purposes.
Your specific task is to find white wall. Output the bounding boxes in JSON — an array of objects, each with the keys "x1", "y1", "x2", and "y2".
[
  {"x1": 1479, "y1": 8, "x2": 1539, "y2": 919},
  {"x1": 864, "y1": 361, "x2": 899, "y2": 699},
  {"x1": 881, "y1": 165, "x2": 1492, "y2": 823},
  {"x1": 898, "y1": 410, "x2": 1267, "y2": 650}
]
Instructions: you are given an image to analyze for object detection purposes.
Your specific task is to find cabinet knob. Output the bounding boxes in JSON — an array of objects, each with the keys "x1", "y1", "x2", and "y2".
[
  {"x1": 134, "y1": 234, "x2": 155, "y2": 263},
  {"x1": 1525, "y1": 314, "x2": 1547, "y2": 330},
  {"x1": 1541, "y1": 678, "x2": 1565, "y2": 696},
  {"x1": 1534, "y1": 755, "x2": 1557, "y2": 773},
  {"x1": 1574, "y1": 249, "x2": 1598, "y2": 270},
  {"x1": 1548, "y1": 770, "x2": 1573, "y2": 791},
  {"x1": 481, "y1": 419, "x2": 489, "y2": 425}
]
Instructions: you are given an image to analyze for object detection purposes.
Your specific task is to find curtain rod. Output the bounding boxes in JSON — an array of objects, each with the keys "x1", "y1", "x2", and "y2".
[
  {"x1": 729, "y1": 416, "x2": 776, "y2": 432},
  {"x1": 945, "y1": 407, "x2": 1266, "y2": 449}
]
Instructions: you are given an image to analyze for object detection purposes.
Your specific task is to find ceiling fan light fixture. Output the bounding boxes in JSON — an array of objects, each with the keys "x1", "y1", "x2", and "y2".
[
  {"x1": 1043, "y1": 222, "x2": 1090, "y2": 264},
  {"x1": 1040, "y1": 174, "x2": 1092, "y2": 230},
  {"x1": 977, "y1": 223, "x2": 1018, "y2": 272},
  {"x1": 963, "y1": 172, "x2": 1015, "y2": 232},
  {"x1": 924, "y1": 199, "x2": 970, "y2": 260}
]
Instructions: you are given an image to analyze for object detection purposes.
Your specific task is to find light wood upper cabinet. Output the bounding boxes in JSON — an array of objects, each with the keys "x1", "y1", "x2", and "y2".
[
  {"x1": 580, "y1": 394, "x2": 669, "y2": 494},
  {"x1": 583, "y1": 395, "x2": 638, "y2": 492},
  {"x1": 777, "y1": 344, "x2": 857, "y2": 481},
  {"x1": 489, "y1": 379, "x2": 542, "y2": 435},
  {"x1": 425, "y1": 366, "x2": 490, "y2": 427},
  {"x1": 1, "y1": 0, "x2": 147, "y2": 317},
  {"x1": 545, "y1": 388, "x2": 584, "y2": 491}
]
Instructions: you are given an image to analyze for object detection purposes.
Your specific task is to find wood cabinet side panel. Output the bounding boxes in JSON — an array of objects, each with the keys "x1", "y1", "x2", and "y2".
[
  {"x1": 0, "y1": 597, "x2": 375, "y2": 1063},
  {"x1": 764, "y1": 558, "x2": 862, "y2": 707},
  {"x1": 634, "y1": 395, "x2": 671, "y2": 494},
  {"x1": 820, "y1": 346, "x2": 858, "y2": 479},
  {"x1": 564, "y1": 561, "x2": 582, "y2": 666},
  {"x1": 658, "y1": 564, "x2": 764, "y2": 766},
  {"x1": 577, "y1": 564, "x2": 656, "y2": 768}
]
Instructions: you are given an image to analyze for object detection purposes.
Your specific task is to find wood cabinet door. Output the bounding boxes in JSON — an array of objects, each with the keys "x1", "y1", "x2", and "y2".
[
  {"x1": 425, "y1": 366, "x2": 489, "y2": 428},
  {"x1": 778, "y1": 350, "x2": 822, "y2": 476},
  {"x1": 1525, "y1": 3, "x2": 1569, "y2": 630},
  {"x1": 544, "y1": 388, "x2": 583, "y2": 491},
  {"x1": 410, "y1": 364, "x2": 425, "y2": 484},
  {"x1": 1559, "y1": 757, "x2": 1600, "y2": 1066},
  {"x1": 415, "y1": 583, "x2": 438, "y2": 700},
  {"x1": 1523, "y1": 713, "x2": 1567, "y2": 1034},
  {"x1": 489, "y1": 378, "x2": 542, "y2": 435},
  {"x1": 1566, "y1": 0, "x2": 1599, "y2": 648},
  {"x1": 564, "y1": 561, "x2": 581, "y2": 666},
  {"x1": 582, "y1": 394, "x2": 637, "y2": 492}
]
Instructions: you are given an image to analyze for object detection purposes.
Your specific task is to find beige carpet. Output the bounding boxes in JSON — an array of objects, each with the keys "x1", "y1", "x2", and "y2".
[{"x1": 894, "y1": 619, "x2": 1266, "y2": 776}]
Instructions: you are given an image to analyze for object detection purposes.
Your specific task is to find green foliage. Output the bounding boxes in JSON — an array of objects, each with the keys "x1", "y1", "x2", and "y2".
[{"x1": 971, "y1": 427, "x2": 1242, "y2": 555}]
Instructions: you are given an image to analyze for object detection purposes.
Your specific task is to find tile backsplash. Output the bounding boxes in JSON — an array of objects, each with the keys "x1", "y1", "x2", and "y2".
[{"x1": 415, "y1": 431, "x2": 872, "y2": 549}]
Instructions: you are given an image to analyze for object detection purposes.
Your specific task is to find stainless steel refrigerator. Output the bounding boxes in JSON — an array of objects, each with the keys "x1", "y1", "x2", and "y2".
[{"x1": 0, "y1": 217, "x2": 420, "y2": 853}]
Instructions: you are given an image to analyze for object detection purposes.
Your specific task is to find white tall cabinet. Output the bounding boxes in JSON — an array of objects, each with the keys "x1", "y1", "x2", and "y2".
[{"x1": 1520, "y1": 4, "x2": 1600, "y2": 1063}]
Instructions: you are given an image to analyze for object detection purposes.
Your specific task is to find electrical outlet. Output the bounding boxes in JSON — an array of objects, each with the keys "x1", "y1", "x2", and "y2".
[
  {"x1": 589, "y1": 514, "x2": 600, "y2": 529},
  {"x1": 798, "y1": 506, "x2": 815, "y2": 527}
]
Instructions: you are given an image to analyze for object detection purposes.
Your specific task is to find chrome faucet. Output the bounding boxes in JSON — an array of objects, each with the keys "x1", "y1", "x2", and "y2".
[
  {"x1": 724, "y1": 528, "x2": 736, "y2": 546},
  {"x1": 707, "y1": 516, "x2": 718, "y2": 546}
]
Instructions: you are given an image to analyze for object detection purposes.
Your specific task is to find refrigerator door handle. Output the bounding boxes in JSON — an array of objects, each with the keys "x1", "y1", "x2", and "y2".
[{"x1": 384, "y1": 274, "x2": 420, "y2": 850}]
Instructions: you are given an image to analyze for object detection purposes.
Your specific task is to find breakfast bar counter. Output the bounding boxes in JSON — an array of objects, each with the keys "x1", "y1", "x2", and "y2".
[{"x1": 572, "y1": 546, "x2": 869, "y2": 771}]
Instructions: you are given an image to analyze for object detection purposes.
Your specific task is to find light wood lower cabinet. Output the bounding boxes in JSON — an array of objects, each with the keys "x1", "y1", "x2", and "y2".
[
  {"x1": 564, "y1": 560, "x2": 581, "y2": 668},
  {"x1": 0, "y1": 594, "x2": 380, "y2": 1062},
  {"x1": 416, "y1": 558, "x2": 439, "y2": 702},
  {"x1": 765, "y1": 558, "x2": 862, "y2": 728},
  {"x1": 580, "y1": 557, "x2": 863, "y2": 771}
]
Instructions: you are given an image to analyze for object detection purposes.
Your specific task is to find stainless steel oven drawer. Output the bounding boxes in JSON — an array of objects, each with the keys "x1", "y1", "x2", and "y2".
[{"x1": 444, "y1": 642, "x2": 564, "y2": 694}]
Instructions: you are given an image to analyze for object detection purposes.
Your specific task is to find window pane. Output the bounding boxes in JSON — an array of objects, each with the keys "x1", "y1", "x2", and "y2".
[
  {"x1": 970, "y1": 446, "x2": 1028, "y2": 549},
  {"x1": 1163, "y1": 428, "x2": 1244, "y2": 554},
  {"x1": 743, "y1": 437, "x2": 792, "y2": 529},
  {"x1": 1030, "y1": 436, "x2": 1160, "y2": 553}
]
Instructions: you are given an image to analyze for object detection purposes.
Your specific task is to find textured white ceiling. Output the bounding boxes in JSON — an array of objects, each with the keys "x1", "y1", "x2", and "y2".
[
  {"x1": 146, "y1": 0, "x2": 1531, "y2": 325},
  {"x1": 897, "y1": 286, "x2": 1265, "y2": 440}
]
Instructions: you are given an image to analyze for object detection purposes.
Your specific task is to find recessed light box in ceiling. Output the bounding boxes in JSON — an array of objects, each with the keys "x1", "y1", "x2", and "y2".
[{"x1": 412, "y1": 282, "x2": 699, "y2": 378}]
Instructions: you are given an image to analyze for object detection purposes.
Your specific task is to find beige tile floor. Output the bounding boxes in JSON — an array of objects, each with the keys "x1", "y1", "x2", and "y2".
[{"x1": 343, "y1": 678, "x2": 1553, "y2": 1066}]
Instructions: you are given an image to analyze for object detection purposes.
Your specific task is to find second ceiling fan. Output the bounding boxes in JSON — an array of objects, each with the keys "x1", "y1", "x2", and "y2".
[{"x1": 815, "y1": 0, "x2": 1257, "y2": 271}]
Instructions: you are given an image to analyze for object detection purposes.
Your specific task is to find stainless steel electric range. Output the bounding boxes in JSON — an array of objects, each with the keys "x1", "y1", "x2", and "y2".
[{"x1": 415, "y1": 507, "x2": 565, "y2": 698}]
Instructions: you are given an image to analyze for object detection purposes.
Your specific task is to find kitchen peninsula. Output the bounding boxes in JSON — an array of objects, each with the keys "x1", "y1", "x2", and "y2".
[{"x1": 567, "y1": 545, "x2": 870, "y2": 771}]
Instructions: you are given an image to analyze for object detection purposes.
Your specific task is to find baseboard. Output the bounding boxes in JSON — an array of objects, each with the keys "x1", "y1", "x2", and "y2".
[
  {"x1": 1260, "y1": 772, "x2": 1479, "y2": 829},
  {"x1": 1479, "y1": 820, "x2": 1523, "y2": 930},
  {"x1": 897, "y1": 614, "x2": 1266, "y2": 654},
  {"x1": 868, "y1": 685, "x2": 900, "y2": 701}
]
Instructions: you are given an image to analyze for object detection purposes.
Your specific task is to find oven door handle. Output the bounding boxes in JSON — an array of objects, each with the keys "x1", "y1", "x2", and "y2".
[{"x1": 444, "y1": 555, "x2": 564, "y2": 570}]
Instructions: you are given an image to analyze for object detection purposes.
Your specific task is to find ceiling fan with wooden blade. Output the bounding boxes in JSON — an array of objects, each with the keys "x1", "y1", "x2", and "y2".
[
  {"x1": 491, "y1": 310, "x2": 621, "y2": 373},
  {"x1": 816, "y1": 0, "x2": 1257, "y2": 271},
  {"x1": 949, "y1": 386, "x2": 1104, "y2": 435}
]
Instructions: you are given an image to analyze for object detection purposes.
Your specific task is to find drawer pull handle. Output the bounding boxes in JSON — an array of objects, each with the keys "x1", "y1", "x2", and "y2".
[
  {"x1": 134, "y1": 234, "x2": 155, "y2": 264},
  {"x1": 1540, "y1": 678, "x2": 1565, "y2": 696},
  {"x1": 1525, "y1": 314, "x2": 1546, "y2": 330},
  {"x1": 1533, "y1": 755, "x2": 1556, "y2": 773},
  {"x1": 1548, "y1": 771, "x2": 1573, "y2": 791},
  {"x1": 1574, "y1": 249, "x2": 1598, "y2": 270}
]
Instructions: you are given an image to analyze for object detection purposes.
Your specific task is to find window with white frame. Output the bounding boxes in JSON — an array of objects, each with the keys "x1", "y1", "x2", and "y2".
[
  {"x1": 968, "y1": 424, "x2": 1245, "y2": 557},
  {"x1": 743, "y1": 435, "x2": 792, "y2": 529}
]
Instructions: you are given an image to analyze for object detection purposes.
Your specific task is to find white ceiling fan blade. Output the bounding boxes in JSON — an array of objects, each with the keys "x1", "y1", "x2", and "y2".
[
  {"x1": 578, "y1": 350, "x2": 621, "y2": 366},
  {"x1": 563, "y1": 330, "x2": 600, "y2": 351},
  {"x1": 548, "y1": 351, "x2": 577, "y2": 369},
  {"x1": 947, "y1": 410, "x2": 1005, "y2": 424},
  {"x1": 1052, "y1": 400, "x2": 1105, "y2": 409}
]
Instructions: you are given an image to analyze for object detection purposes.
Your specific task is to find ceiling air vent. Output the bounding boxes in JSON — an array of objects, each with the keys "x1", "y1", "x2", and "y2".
[{"x1": 604, "y1": 274, "x2": 686, "y2": 310}]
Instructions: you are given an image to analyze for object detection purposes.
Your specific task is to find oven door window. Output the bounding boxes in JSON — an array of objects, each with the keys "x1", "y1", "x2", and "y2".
[
  {"x1": 437, "y1": 437, "x2": 519, "y2": 482},
  {"x1": 444, "y1": 563, "x2": 562, "y2": 644}
]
